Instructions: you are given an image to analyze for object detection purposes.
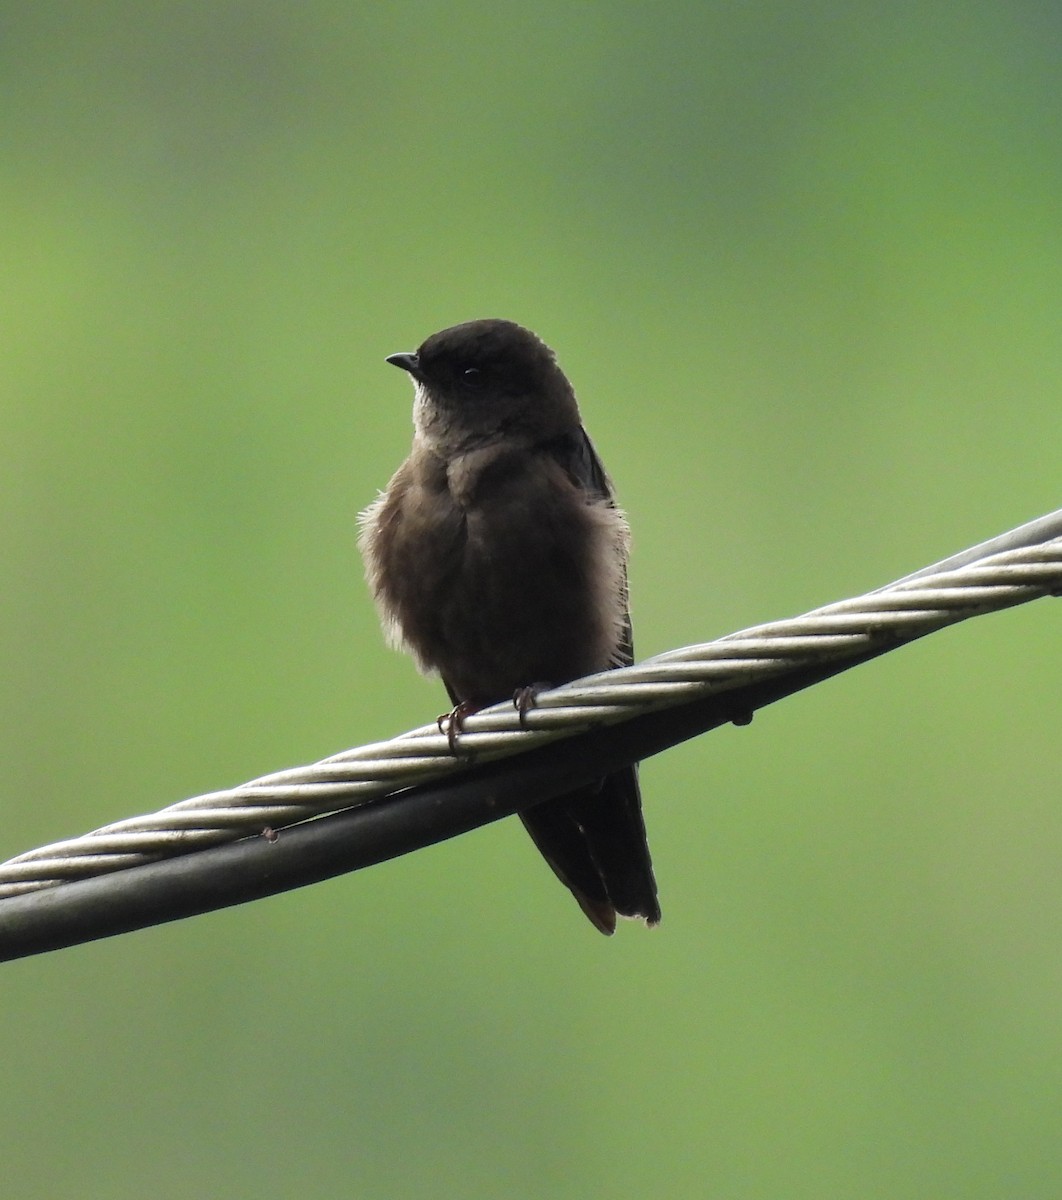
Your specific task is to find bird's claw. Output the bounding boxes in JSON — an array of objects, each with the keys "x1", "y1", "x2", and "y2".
[
  {"x1": 437, "y1": 700, "x2": 482, "y2": 754},
  {"x1": 513, "y1": 682, "x2": 552, "y2": 729}
]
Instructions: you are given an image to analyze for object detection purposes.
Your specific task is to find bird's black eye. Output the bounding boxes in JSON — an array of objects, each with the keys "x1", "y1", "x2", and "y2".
[{"x1": 461, "y1": 367, "x2": 482, "y2": 386}]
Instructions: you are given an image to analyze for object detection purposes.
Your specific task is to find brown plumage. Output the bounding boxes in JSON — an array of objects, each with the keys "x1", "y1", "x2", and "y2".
[{"x1": 358, "y1": 319, "x2": 659, "y2": 933}]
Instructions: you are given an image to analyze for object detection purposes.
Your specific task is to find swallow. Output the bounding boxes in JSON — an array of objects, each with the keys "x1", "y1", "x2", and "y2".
[{"x1": 359, "y1": 318, "x2": 659, "y2": 933}]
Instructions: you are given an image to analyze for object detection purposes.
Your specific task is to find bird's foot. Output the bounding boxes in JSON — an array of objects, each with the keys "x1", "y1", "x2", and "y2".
[
  {"x1": 437, "y1": 700, "x2": 484, "y2": 754},
  {"x1": 513, "y1": 682, "x2": 553, "y2": 729}
]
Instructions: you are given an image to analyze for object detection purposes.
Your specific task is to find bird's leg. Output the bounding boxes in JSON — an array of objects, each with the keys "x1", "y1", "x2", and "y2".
[
  {"x1": 437, "y1": 700, "x2": 484, "y2": 754},
  {"x1": 513, "y1": 682, "x2": 553, "y2": 729}
]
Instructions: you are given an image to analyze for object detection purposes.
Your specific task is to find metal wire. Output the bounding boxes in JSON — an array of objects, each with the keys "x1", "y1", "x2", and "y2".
[{"x1": 1, "y1": 511, "x2": 1060, "y2": 901}]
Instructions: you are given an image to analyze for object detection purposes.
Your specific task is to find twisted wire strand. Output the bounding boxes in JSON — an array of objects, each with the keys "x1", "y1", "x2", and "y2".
[{"x1": 0, "y1": 534, "x2": 1059, "y2": 899}]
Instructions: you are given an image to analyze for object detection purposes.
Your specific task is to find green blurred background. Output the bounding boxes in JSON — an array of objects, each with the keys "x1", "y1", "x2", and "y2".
[{"x1": 3, "y1": 3, "x2": 1062, "y2": 1196}]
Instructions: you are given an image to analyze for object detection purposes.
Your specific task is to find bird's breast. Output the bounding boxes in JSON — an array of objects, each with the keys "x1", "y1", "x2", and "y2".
[{"x1": 363, "y1": 447, "x2": 629, "y2": 701}]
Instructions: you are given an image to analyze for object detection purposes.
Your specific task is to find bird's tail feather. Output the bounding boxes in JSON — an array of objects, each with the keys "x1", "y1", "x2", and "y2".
[{"x1": 519, "y1": 766, "x2": 660, "y2": 934}]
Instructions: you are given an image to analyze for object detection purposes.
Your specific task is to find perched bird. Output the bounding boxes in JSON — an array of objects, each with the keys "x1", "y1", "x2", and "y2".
[{"x1": 358, "y1": 319, "x2": 659, "y2": 934}]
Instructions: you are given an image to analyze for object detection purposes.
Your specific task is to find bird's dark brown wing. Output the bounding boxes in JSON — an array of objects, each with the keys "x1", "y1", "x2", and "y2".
[
  {"x1": 546, "y1": 426, "x2": 633, "y2": 650},
  {"x1": 439, "y1": 426, "x2": 658, "y2": 932},
  {"x1": 512, "y1": 426, "x2": 659, "y2": 932}
]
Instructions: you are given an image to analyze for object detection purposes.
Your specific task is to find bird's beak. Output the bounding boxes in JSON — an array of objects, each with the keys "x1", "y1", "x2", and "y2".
[{"x1": 386, "y1": 352, "x2": 423, "y2": 380}]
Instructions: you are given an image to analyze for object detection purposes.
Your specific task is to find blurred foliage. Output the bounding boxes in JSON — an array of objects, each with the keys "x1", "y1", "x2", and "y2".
[{"x1": 2, "y1": 4, "x2": 1062, "y2": 1197}]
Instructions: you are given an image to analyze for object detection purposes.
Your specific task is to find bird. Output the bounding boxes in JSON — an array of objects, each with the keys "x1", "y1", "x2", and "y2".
[{"x1": 358, "y1": 318, "x2": 659, "y2": 934}]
